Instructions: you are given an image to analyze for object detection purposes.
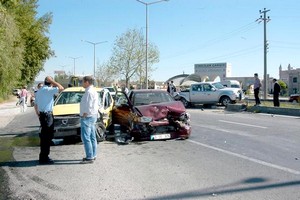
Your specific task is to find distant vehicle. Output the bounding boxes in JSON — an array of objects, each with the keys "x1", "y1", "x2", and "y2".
[
  {"x1": 174, "y1": 82, "x2": 243, "y2": 107},
  {"x1": 219, "y1": 80, "x2": 241, "y2": 89},
  {"x1": 103, "y1": 87, "x2": 116, "y2": 98},
  {"x1": 289, "y1": 94, "x2": 300, "y2": 103},
  {"x1": 68, "y1": 75, "x2": 85, "y2": 87},
  {"x1": 12, "y1": 89, "x2": 20, "y2": 96}
]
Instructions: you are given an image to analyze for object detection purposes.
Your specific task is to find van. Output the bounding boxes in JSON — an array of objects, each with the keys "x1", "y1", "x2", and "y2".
[{"x1": 219, "y1": 80, "x2": 241, "y2": 89}]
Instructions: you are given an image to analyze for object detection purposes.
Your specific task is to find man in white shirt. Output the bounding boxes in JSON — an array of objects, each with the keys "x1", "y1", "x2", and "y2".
[{"x1": 80, "y1": 76, "x2": 99, "y2": 164}]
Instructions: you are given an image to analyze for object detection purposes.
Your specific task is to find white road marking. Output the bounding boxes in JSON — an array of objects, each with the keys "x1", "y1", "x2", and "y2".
[
  {"x1": 219, "y1": 120, "x2": 267, "y2": 129},
  {"x1": 193, "y1": 124, "x2": 254, "y2": 137},
  {"x1": 188, "y1": 139, "x2": 300, "y2": 175}
]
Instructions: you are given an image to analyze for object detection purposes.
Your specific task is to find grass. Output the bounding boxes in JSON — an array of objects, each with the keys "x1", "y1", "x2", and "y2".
[
  {"x1": 0, "y1": 95, "x2": 17, "y2": 104},
  {"x1": 0, "y1": 136, "x2": 39, "y2": 163}
]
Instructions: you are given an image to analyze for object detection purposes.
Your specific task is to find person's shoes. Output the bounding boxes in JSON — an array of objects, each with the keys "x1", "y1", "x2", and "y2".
[
  {"x1": 80, "y1": 159, "x2": 94, "y2": 164},
  {"x1": 39, "y1": 158, "x2": 54, "y2": 165},
  {"x1": 82, "y1": 157, "x2": 96, "y2": 161}
]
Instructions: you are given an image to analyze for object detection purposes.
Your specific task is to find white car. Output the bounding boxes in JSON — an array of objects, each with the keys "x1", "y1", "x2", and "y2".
[
  {"x1": 175, "y1": 82, "x2": 244, "y2": 107},
  {"x1": 103, "y1": 87, "x2": 116, "y2": 98}
]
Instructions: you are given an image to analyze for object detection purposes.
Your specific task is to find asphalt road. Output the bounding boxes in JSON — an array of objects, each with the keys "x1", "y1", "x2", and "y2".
[{"x1": 1, "y1": 107, "x2": 300, "y2": 199}]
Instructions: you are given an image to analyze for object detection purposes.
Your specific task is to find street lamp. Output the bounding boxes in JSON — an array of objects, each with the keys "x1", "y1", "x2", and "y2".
[
  {"x1": 136, "y1": 0, "x2": 169, "y2": 89},
  {"x1": 69, "y1": 56, "x2": 81, "y2": 75},
  {"x1": 83, "y1": 40, "x2": 107, "y2": 78}
]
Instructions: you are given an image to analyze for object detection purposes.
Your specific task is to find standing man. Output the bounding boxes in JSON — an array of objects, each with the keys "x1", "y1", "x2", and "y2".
[
  {"x1": 80, "y1": 76, "x2": 99, "y2": 164},
  {"x1": 273, "y1": 78, "x2": 281, "y2": 107},
  {"x1": 34, "y1": 76, "x2": 64, "y2": 164},
  {"x1": 170, "y1": 81, "x2": 176, "y2": 96},
  {"x1": 254, "y1": 73, "x2": 262, "y2": 106}
]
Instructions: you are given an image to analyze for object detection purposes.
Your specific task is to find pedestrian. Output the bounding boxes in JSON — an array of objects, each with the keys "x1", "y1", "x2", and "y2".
[
  {"x1": 253, "y1": 73, "x2": 261, "y2": 106},
  {"x1": 34, "y1": 76, "x2": 64, "y2": 164},
  {"x1": 80, "y1": 76, "x2": 99, "y2": 164},
  {"x1": 273, "y1": 78, "x2": 281, "y2": 107},
  {"x1": 19, "y1": 86, "x2": 28, "y2": 112},
  {"x1": 167, "y1": 82, "x2": 170, "y2": 93},
  {"x1": 170, "y1": 81, "x2": 176, "y2": 96}
]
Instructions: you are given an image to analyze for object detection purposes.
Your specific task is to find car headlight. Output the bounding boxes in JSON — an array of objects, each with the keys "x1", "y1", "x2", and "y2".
[{"x1": 139, "y1": 116, "x2": 152, "y2": 123}]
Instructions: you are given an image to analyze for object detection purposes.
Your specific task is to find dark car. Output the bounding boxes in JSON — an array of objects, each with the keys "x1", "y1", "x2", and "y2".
[
  {"x1": 107, "y1": 89, "x2": 191, "y2": 142},
  {"x1": 289, "y1": 94, "x2": 300, "y2": 103}
]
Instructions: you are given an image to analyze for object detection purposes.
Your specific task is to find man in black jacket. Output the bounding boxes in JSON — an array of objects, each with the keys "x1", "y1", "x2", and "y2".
[{"x1": 273, "y1": 79, "x2": 281, "y2": 107}]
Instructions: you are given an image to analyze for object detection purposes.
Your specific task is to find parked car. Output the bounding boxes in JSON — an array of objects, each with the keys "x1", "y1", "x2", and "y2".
[
  {"x1": 174, "y1": 82, "x2": 243, "y2": 107},
  {"x1": 103, "y1": 87, "x2": 116, "y2": 98},
  {"x1": 218, "y1": 80, "x2": 241, "y2": 89},
  {"x1": 53, "y1": 87, "x2": 114, "y2": 142},
  {"x1": 289, "y1": 94, "x2": 300, "y2": 103},
  {"x1": 12, "y1": 89, "x2": 20, "y2": 96},
  {"x1": 107, "y1": 89, "x2": 191, "y2": 142}
]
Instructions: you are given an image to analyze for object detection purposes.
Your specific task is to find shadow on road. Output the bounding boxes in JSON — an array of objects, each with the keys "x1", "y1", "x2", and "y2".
[
  {"x1": 0, "y1": 159, "x2": 84, "y2": 168},
  {"x1": 145, "y1": 177, "x2": 300, "y2": 199}
]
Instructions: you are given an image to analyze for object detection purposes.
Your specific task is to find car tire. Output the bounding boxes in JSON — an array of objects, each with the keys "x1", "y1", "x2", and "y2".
[
  {"x1": 220, "y1": 96, "x2": 231, "y2": 106},
  {"x1": 180, "y1": 98, "x2": 190, "y2": 108},
  {"x1": 95, "y1": 123, "x2": 106, "y2": 142}
]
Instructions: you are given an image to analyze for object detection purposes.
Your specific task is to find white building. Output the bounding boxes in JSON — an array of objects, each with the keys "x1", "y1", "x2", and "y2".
[
  {"x1": 194, "y1": 62, "x2": 231, "y2": 81},
  {"x1": 279, "y1": 64, "x2": 300, "y2": 94}
]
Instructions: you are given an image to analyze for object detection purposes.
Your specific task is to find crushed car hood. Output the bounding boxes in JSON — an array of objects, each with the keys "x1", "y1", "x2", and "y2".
[
  {"x1": 134, "y1": 101, "x2": 186, "y2": 120},
  {"x1": 53, "y1": 104, "x2": 79, "y2": 116}
]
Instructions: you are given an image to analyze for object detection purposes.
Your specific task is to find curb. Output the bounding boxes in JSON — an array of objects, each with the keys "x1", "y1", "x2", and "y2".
[{"x1": 226, "y1": 104, "x2": 300, "y2": 117}]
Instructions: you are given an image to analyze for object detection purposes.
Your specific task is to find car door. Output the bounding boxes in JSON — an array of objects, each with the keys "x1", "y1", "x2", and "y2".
[
  {"x1": 190, "y1": 84, "x2": 206, "y2": 103},
  {"x1": 201, "y1": 83, "x2": 219, "y2": 103},
  {"x1": 98, "y1": 89, "x2": 114, "y2": 128}
]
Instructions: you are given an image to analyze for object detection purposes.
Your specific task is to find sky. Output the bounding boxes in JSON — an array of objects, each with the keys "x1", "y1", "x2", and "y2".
[{"x1": 36, "y1": 0, "x2": 300, "y2": 82}]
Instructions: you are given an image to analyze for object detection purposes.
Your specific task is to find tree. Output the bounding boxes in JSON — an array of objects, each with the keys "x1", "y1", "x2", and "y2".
[
  {"x1": 11, "y1": 0, "x2": 53, "y2": 85},
  {"x1": 96, "y1": 61, "x2": 116, "y2": 87},
  {"x1": 109, "y1": 28, "x2": 159, "y2": 88},
  {"x1": 0, "y1": 4, "x2": 23, "y2": 99},
  {"x1": 0, "y1": 0, "x2": 53, "y2": 100},
  {"x1": 278, "y1": 80, "x2": 288, "y2": 96}
]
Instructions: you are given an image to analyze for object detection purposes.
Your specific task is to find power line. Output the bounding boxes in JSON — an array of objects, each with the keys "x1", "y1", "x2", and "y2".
[{"x1": 162, "y1": 21, "x2": 259, "y2": 60}]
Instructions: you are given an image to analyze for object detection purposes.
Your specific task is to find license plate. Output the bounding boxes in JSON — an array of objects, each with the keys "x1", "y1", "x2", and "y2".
[{"x1": 150, "y1": 134, "x2": 171, "y2": 140}]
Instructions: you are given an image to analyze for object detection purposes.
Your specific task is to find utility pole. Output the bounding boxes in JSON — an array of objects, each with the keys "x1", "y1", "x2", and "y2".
[
  {"x1": 136, "y1": 0, "x2": 169, "y2": 89},
  {"x1": 257, "y1": 8, "x2": 270, "y2": 100},
  {"x1": 69, "y1": 56, "x2": 81, "y2": 75}
]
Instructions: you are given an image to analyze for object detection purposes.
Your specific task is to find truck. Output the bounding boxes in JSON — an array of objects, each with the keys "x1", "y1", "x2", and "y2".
[{"x1": 174, "y1": 82, "x2": 243, "y2": 107}]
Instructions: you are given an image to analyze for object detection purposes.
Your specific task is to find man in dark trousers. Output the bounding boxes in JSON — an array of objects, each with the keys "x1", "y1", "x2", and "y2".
[
  {"x1": 273, "y1": 78, "x2": 281, "y2": 107},
  {"x1": 253, "y1": 73, "x2": 262, "y2": 106},
  {"x1": 34, "y1": 76, "x2": 64, "y2": 164}
]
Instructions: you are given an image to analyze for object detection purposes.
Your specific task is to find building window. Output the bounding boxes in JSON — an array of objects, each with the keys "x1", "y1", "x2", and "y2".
[
  {"x1": 293, "y1": 77, "x2": 297, "y2": 83},
  {"x1": 293, "y1": 88, "x2": 298, "y2": 94}
]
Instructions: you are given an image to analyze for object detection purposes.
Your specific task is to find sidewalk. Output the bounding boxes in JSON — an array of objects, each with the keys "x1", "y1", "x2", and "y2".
[{"x1": 0, "y1": 97, "x2": 24, "y2": 129}]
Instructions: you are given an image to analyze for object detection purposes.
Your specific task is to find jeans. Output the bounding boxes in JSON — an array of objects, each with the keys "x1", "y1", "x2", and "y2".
[{"x1": 80, "y1": 117, "x2": 97, "y2": 159}]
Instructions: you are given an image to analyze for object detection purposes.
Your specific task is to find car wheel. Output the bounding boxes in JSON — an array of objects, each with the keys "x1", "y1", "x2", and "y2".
[
  {"x1": 95, "y1": 123, "x2": 106, "y2": 142},
  {"x1": 180, "y1": 98, "x2": 189, "y2": 108},
  {"x1": 221, "y1": 96, "x2": 231, "y2": 106}
]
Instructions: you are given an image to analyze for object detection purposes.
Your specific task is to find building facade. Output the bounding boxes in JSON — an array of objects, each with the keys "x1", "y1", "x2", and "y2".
[
  {"x1": 194, "y1": 62, "x2": 231, "y2": 81},
  {"x1": 279, "y1": 64, "x2": 300, "y2": 94}
]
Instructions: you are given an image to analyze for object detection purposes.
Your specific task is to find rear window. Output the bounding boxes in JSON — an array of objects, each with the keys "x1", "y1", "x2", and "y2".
[{"x1": 132, "y1": 92, "x2": 174, "y2": 106}]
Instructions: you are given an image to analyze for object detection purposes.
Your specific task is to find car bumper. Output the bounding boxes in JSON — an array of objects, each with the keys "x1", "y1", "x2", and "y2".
[{"x1": 54, "y1": 116, "x2": 81, "y2": 138}]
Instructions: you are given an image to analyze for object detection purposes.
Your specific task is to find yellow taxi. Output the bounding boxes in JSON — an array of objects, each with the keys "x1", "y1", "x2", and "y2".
[{"x1": 53, "y1": 87, "x2": 114, "y2": 142}]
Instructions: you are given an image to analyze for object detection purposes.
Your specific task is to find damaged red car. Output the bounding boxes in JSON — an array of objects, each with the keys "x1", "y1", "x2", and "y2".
[{"x1": 108, "y1": 89, "x2": 191, "y2": 141}]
